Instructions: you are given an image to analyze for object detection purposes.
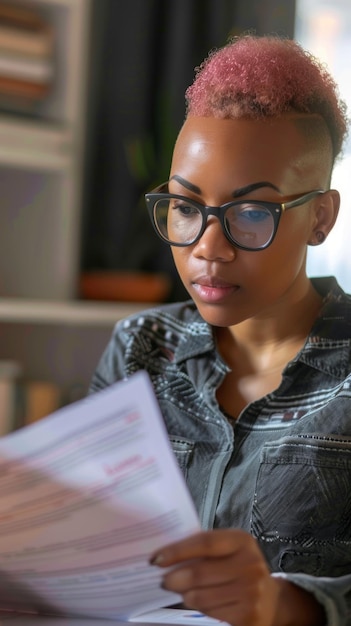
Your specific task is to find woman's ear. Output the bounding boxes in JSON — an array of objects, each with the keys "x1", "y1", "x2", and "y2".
[{"x1": 308, "y1": 189, "x2": 340, "y2": 246}]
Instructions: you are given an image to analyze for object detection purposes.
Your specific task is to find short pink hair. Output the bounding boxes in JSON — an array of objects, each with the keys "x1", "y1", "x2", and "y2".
[{"x1": 186, "y1": 35, "x2": 348, "y2": 161}]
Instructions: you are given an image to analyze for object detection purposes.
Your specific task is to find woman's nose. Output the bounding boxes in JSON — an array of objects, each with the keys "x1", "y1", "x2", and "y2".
[{"x1": 192, "y1": 217, "x2": 236, "y2": 262}]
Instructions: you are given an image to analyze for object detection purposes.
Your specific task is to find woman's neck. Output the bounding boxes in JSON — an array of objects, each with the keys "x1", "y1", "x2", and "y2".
[{"x1": 216, "y1": 281, "x2": 323, "y2": 372}]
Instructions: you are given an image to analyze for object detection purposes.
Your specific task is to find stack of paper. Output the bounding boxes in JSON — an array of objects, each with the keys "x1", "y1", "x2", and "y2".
[{"x1": 0, "y1": 372, "x2": 207, "y2": 624}]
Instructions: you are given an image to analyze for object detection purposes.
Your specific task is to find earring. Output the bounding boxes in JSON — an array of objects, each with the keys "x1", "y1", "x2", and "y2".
[{"x1": 309, "y1": 231, "x2": 325, "y2": 246}]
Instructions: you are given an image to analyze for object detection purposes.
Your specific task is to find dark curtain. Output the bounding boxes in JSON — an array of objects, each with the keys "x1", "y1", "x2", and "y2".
[{"x1": 81, "y1": 0, "x2": 295, "y2": 301}]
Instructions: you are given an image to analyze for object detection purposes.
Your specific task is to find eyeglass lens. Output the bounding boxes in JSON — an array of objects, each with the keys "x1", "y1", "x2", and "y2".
[{"x1": 153, "y1": 197, "x2": 275, "y2": 249}]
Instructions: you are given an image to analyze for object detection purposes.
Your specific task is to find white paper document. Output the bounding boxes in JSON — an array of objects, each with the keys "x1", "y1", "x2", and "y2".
[{"x1": 0, "y1": 372, "x2": 202, "y2": 621}]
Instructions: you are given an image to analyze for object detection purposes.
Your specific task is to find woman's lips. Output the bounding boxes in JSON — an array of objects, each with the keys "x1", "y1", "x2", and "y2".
[{"x1": 191, "y1": 277, "x2": 239, "y2": 303}]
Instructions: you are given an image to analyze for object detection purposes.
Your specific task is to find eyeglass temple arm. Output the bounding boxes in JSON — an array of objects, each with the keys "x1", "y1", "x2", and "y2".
[{"x1": 282, "y1": 190, "x2": 325, "y2": 211}]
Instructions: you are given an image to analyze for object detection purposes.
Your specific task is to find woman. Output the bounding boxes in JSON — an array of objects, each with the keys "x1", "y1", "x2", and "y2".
[{"x1": 90, "y1": 35, "x2": 351, "y2": 626}]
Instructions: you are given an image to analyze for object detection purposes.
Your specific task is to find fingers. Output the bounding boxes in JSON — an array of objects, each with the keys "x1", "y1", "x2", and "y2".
[
  {"x1": 179, "y1": 581, "x2": 272, "y2": 626},
  {"x1": 150, "y1": 528, "x2": 254, "y2": 567},
  {"x1": 161, "y1": 555, "x2": 267, "y2": 591},
  {"x1": 161, "y1": 556, "x2": 239, "y2": 590},
  {"x1": 149, "y1": 530, "x2": 324, "y2": 626},
  {"x1": 150, "y1": 529, "x2": 279, "y2": 626}
]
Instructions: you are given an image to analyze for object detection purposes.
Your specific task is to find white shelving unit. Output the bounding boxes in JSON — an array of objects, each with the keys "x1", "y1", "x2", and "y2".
[
  {"x1": 0, "y1": 0, "x2": 91, "y2": 301},
  {"x1": 0, "y1": 0, "x2": 147, "y2": 413},
  {"x1": 0, "y1": 298, "x2": 148, "y2": 327},
  {"x1": 0, "y1": 299, "x2": 149, "y2": 412}
]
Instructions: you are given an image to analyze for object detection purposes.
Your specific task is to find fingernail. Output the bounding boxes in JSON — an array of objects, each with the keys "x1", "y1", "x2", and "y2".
[{"x1": 149, "y1": 552, "x2": 164, "y2": 566}]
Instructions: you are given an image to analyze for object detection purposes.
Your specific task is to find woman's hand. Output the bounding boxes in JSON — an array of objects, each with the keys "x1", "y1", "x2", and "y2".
[{"x1": 149, "y1": 529, "x2": 325, "y2": 626}]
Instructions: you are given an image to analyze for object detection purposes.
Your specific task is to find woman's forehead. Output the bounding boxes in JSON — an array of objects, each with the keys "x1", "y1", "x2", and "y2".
[
  {"x1": 170, "y1": 116, "x2": 331, "y2": 192},
  {"x1": 175, "y1": 115, "x2": 318, "y2": 147}
]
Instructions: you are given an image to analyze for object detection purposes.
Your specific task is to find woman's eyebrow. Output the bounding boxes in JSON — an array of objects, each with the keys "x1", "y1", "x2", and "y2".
[
  {"x1": 232, "y1": 182, "x2": 281, "y2": 197},
  {"x1": 170, "y1": 175, "x2": 280, "y2": 198},
  {"x1": 170, "y1": 175, "x2": 201, "y2": 194}
]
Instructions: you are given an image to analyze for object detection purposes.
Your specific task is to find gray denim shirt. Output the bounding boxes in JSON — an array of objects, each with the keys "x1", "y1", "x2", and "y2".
[{"x1": 90, "y1": 276, "x2": 351, "y2": 625}]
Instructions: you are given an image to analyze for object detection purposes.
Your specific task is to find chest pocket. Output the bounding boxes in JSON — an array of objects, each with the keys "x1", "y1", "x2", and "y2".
[
  {"x1": 251, "y1": 434, "x2": 351, "y2": 577},
  {"x1": 169, "y1": 437, "x2": 195, "y2": 479}
]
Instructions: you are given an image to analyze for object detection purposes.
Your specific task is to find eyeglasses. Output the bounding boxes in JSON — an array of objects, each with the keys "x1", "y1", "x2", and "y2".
[{"x1": 145, "y1": 183, "x2": 324, "y2": 251}]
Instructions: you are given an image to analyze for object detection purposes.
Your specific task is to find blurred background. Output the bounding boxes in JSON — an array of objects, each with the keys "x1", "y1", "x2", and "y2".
[
  {"x1": 80, "y1": 0, "x2": 296, "y2": 303},
  {"x1": 0, "y1": 0, "x2": 350, "y2": 427}
]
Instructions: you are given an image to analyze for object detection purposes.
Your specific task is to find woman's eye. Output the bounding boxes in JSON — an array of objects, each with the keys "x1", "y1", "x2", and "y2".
[
  {"x1": 240, "y1": 206, "x2": 270, "y2": 222},
  {"x1": 173, "y1": 202, "x2": 198, "y2": 217}
]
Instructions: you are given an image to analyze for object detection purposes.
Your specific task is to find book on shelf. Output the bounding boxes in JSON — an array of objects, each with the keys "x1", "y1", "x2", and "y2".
[
  {"x1": 0, "y1": 1, "x2": 54, "y2": 112},
  {"x1": 0, "y1": 371, "x2": 224, "y2": 626},
  {"x1": 0, "y1": 88, "x2": 50, "y2": 116},
  {"x1": 0, "y1": 1, "x2": 53, "y2": 60},
  {"x1": 21, "y1": 379, "x2": 61, "y2": 425},
  {"x1": 0, "y1": 113, "x2": 71, "y2": 154},
  {"x1": 0, "y1": 77, "x2": 50, "y2": 116},
  {"x1": 0, "y1": 2, "x2": 52, "y2": 31},
  {"x1": 0, "y1": 359, "x2": 21, "y2": 435},
  {"x1": 0, "y1": 23, "x2": 53, "y2": 57},
  {"x1": 0, "y1": 74, "x2": 50, "y2": 99},
  {"x1": 0, "y1": 52, "x2": 53, "y2": 83}
]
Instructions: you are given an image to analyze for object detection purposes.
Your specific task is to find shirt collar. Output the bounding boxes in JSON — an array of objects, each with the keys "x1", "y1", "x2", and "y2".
[
  {"x1": 298, "y1": 277, "x2": 351, "y2": 378},
  {"x1": 173, "y1": 305, "x2": 215, "y2": 363},
  {"x1": 174, "y1": 277, "x2": 351, "y2": 378}
]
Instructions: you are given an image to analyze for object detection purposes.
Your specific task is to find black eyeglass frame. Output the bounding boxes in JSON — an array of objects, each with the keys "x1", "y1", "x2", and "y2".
[{"x1": 145, "y1": 183, "x2": 325, "y2": 251}]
